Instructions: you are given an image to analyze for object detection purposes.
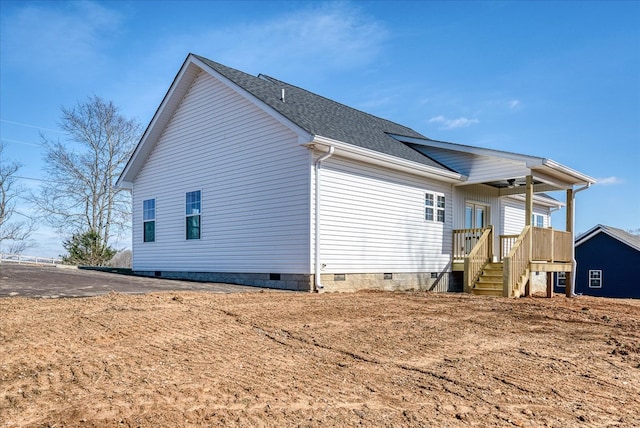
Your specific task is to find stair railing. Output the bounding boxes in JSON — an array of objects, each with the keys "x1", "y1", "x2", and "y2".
[
  {"x1": 503, "y1": 225, "x2": 531, "y2": 297},
  {"x1": 453, "y1": 227, "x2": 485, "y2": 261},
  {"x1": 499, "y1": 234, "x2": 519, "y2": 260},
  {"x1": 463, "y1": 226, "x2": 493, "y2": 293}
]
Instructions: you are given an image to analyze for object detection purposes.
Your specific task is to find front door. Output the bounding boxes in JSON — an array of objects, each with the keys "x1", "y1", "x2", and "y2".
[
  {"x1": 465, "y1": 203, "x2": 487, "y2": 229},
  {"x1": 464, "y1": 203, "x2": 488, "y2": 253}
]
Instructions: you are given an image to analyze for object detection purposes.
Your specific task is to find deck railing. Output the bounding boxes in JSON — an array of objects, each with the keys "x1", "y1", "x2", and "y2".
[
  {"x1": 455, "y1": 225, "x2": 573, "y2": 297},
  {"x1": 531, "y1": 227, "x2": 572, "y2": 262},
  {"x1": 463, "y1": 226, "x2": 493, "y2": 292},
  {"x1": 503, "y1": 226, "x2": 531, "y2": 297},
  {"x1": 453, "y1": 228, "x2": 486, "y2": 261}
]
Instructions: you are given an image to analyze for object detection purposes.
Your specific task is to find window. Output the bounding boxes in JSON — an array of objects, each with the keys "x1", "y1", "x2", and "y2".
[
  {"x1": 186, "y1": 190, "x2": 201, "y2": 240},
  {"x1": 143, "y1": 199, "x2": 155, "y2": 242},
  {"x1": 556, "y1": 272, "x2": 566, "y2": 288},
  {"x1": 589, "y1": 270, "x2": 602, "y2": 288},
  {"x1": 426, "y1": 192, "x2": 445, "y2": 223},
  {"x1": 425, "y1": 194, "x2": 434, "y2": 221},
  {"x1": 437, "y1": 195, "x2": 446, "y2": 222},
  {"x1": 532, "y1": 213, "x2": 544, "y2": 228}
]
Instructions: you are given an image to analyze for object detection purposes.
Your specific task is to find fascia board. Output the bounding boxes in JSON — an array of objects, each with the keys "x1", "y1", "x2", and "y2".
[
  {"x1": 191, "y1": 56, "x2": 313, "y2": 144},
  {"x1": 116, "y1": 54, "x2": 313, "y2": 188},
  {"x1": 576, "y1": 225, "x2": 640, "y2": 252},
  {"x1": 541, "y1": 159, "x2": 597, "y2": 185},
  {"x1": 390, "y1": 134, "x2": 543, "y2": 164},
  {"x1": 396, "y1": 133, "x2": 595, "y2": 189},
  {"x1": 117, "y1": 55, "x2": 198, "y2": 188},
  {"x1": 308, "y1": 136, "x2": 466, "y2": 183},
  {"x1": 575, "y1": 226, "x2": 603, "y2": 247}
]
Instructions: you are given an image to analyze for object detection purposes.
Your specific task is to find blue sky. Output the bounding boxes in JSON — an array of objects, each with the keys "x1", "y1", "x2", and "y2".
[{"x1": 1, "y1": 0, "x2": 639, "y2": 257}]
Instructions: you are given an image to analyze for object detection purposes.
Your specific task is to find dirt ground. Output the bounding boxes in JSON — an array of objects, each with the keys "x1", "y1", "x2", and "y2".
[{"x1": 1, "y1": 290, "x2": 639, "y2": 427}]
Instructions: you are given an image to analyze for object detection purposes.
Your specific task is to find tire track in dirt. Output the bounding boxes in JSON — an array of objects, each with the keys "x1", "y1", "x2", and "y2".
[{"x1": 2, "y1": 291, "x2": 639, "y2": 427}]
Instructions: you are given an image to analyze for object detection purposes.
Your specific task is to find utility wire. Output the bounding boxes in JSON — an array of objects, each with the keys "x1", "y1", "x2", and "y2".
[
  {"x1": 0, "y1": 138, "x2": 44, "y2": 147},
  {"x1": 0, "y1": 119, "x2": 64, "y2": 134}
]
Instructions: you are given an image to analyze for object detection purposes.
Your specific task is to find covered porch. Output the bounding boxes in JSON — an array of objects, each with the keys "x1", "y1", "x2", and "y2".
[
  {"x1": 452, "y1": 172, "x2": 594, "y2": 298},
  {"x1": 453, "y1": 224, "x2": 573, "y2": 297}
]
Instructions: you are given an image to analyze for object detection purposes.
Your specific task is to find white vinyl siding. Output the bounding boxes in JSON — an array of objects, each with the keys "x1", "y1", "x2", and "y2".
[
  {"x1": 315, "y1": 155, "x2": 452, "y2": 273},
  {"x1": 131, "y1": 70, "x2": 311, "y2": 273},
  {"x1": 452, "y1": 185, "x2": 502, "y2": 255},
  {"x1": 502, "y1": 197, "x2": 551, "y2": 235},
  {"x1": 452, "y1": 185, "x2": 501, "y2": 231},
  {"x1": 413, "y1": 146, "x2": 530, "y2": 184}
]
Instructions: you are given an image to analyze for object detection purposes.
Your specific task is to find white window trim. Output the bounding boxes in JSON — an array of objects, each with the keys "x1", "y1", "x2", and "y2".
[
  {"x1": 589, "y1": 270, "x2": 602, "y2": 288},
  {"x1": 185, "y1": 190, "x2": 202, "y2": 240},
  {"x1": 556, "y1": 271, "x2": 566, "y2": 288},
  {"x1": 532, "y1": 213, "x2": 545, "y2": 228},
  {"x1": 425, "y1": 191, "x2": 445, "y2": 223},
  {"x1": 143, "y1": 198, "x2": 156, "y2": 243}
]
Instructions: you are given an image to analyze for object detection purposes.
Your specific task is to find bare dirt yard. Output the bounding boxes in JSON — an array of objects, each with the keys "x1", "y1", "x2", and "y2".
[{"x1": 1, "y1": 288, "x2": 639, "y2": 427}]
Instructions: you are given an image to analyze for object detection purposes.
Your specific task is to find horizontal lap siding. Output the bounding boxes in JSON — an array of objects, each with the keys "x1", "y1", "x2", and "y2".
[
  {"x1": 453, "y1": 186, "x2": 551, "y2": 253},
  {"x1": 317, "y1": 157, "x2": 452, "y2": 273},
  {"x1": 501, "y1": 198, "x2": 551, "y2": 235},
  {"x1": 416, "y1": 147, "x2": 529, "y2": 183},
  {"x1": 453, "y1": 184, "x2": 501, "y2": 229},
  {"x1": 132, "y1": 71, "x2": 311, "y2": 273}
]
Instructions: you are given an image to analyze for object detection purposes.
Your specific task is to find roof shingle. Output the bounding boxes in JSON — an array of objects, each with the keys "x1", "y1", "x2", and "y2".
[{"x1": 194, "y1": 54, "x2": 451, "y2": 171}]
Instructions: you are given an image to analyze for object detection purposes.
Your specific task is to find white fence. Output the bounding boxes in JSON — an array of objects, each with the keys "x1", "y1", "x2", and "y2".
[{"x1": 0, "y1": 253, "x2": 63, "y2": 266}]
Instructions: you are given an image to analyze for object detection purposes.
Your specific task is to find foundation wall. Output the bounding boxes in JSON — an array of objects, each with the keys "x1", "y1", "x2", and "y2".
[
  {"x1": 134, "y1": 271, "x2": 459, "y2": 293},
  {"x1": 317, "y1": 272, "x2": 453, "y2": 293},
  {"x1": 134, "y1": 271, "x2": 312, "y2": 291}
]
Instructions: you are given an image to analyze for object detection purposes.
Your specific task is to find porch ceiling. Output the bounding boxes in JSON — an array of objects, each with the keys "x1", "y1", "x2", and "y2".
[
  {"x1": 484, "y1": 177, "x2": 559, "y2": 197},
  {"x1": 460, "y1": 162, "x2": 595, "y2": 195}
]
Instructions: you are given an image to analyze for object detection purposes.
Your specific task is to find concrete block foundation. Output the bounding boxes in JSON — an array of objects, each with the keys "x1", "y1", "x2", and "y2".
[{"x1": 134, "y1": 271, "x2": 456, "y2": 293}]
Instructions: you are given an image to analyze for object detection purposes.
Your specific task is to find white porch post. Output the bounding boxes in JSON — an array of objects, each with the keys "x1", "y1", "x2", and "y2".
[{"x1": 565, "y1": 183, "x2": 592, "y2": 297}]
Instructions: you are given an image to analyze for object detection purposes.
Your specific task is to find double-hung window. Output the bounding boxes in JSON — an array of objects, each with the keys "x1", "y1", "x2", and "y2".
[
  {"x1": 186, "y1": 190, "x2": 201, "y2": 240},
  {"x1": 589, "y1": 270, "x2": 602, "y2": 288},
  {"x1": 425, "y1": 192, "x2": 445, "y2": 223},
  {"x1": 556, "y1": 272, "x2": 566, "y2": 288},
  {"x1": 143, "y1": 199, "x2": 156, "y2": 242}
]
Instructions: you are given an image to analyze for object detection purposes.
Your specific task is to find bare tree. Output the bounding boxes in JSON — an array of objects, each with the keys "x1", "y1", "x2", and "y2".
[
  {"x1": 0, "y1": 142, "x2": 36, "y2": 252},
  {"x1": 31, "y1": 96, "x2": 141, "y2": 252}
]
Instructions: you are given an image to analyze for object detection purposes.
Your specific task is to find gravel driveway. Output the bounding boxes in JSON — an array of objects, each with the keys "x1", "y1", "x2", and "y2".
[{"x1": 0, "y1": 264, "x2": 266, "y2": 298}]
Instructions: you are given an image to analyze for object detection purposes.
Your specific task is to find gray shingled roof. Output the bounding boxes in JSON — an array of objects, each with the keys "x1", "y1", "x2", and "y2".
[
  {"x1": 194, "y1": 54, "x2": 451, "y2": 172},
  {"x1": 582, "y1": 224, "x2": 640, "y2": 251}
]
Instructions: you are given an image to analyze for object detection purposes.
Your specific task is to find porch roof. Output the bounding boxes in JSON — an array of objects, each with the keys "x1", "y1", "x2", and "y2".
[{"x1": 389, "y1": 135, "x2": 596, "y2": 192}]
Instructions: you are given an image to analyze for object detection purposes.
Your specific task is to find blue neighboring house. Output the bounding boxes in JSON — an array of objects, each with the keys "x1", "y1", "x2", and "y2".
[{"x1": 555, "y1": 224, "x2": 640, "y2": 298}]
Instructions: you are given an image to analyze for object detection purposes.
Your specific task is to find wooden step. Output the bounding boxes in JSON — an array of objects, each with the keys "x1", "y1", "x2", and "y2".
[
  {"x1": 471, "y1": 287, "x2": 503, "y2": 297},
  {"x1": 472, "y1": 262, "x2": 504, "y2": 296}
]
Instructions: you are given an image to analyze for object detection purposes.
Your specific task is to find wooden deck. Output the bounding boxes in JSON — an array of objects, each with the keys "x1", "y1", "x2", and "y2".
[{"x1": 453, "y1": 226, "x2": 573, "y2": 297}]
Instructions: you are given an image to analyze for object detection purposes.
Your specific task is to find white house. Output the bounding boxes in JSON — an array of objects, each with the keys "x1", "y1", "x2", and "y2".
[{"x1": 117, "y1": 54, "x2": 595, "y2": 296}]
